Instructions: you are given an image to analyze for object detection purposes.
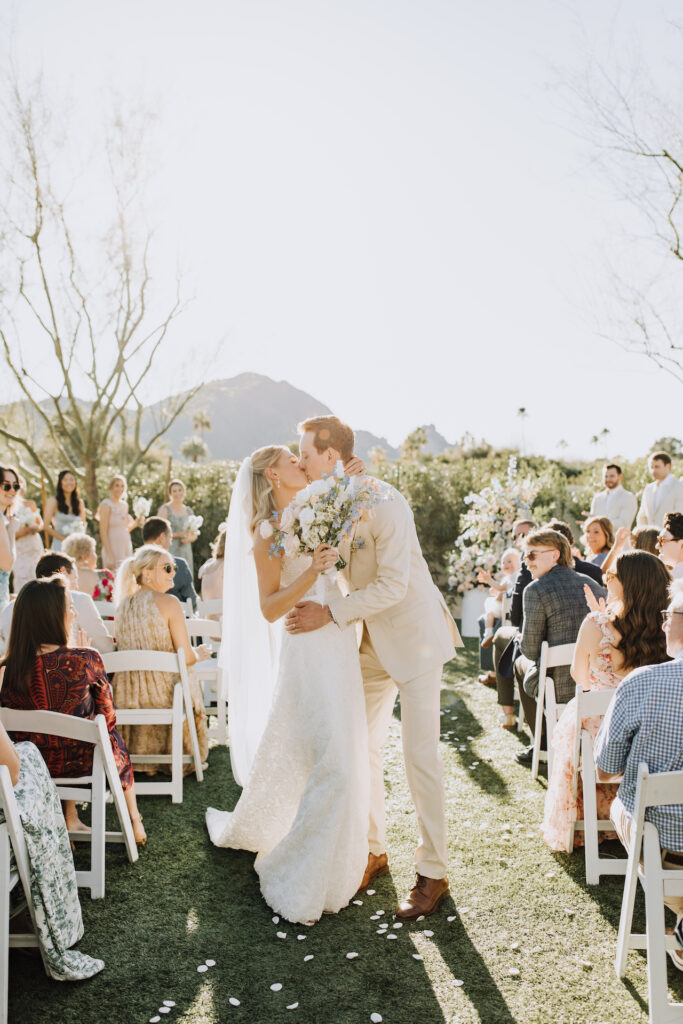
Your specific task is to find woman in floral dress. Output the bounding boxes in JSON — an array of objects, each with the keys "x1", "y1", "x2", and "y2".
[{"x1": 542, "y1": 551, "x2": 671, "y2": 851}]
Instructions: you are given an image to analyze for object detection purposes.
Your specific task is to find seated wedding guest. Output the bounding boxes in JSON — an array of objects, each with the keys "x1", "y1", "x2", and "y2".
[
  {"x1": 142, "y1": 517, "x2": 197, "y2": 611},
  {"x1": 545, "y1": 519, "x2": 604, "y2": 584},
  {"x1": 112, "y1": 545, "x2": 210, "y2": 775},
  {"x1": 542, "y1": 551, "x2": 671, "y2": 850},
  {"x1": 582, "y1": 515, "x2": 614, "y2": 567},
  {"x1": 0, "y1": 575, "x2": 146, "y2": 844},
  {"x1": 658, "y1": 512, "x2": 683, "y2": 581},
  {"x1": 0, "y1": 553, "x2": 114, "y2": 655},
  {"x1": 595, "y1": 585, "x2": 683, "y2": 970},
  {"x1": 478, "y1": 548, "x2": 520, "y2": 649},
  {"x1": 637, "y1": 450, "x2": 683, "y2": 528},
  {"x1": 514, "y1": 529, "x2": 605, "y2": 765},
  {"x1": 589, "y1": 463, "x2": 637, "y2": 531},
  {"x1": 0, "y1": 718, "x2": 105, "y2": 980},
  {"x1": 198, "y1": 527, "x2": 226, "y2": 611},
  {"x1": 158, "y1": 478, "x2": 197, "y2": 575},
  {"x1": 97, "y1": 475, "x2": 142, "y2": 572},
  {"x1": 62, "y1": 533, "x2": 115, "y2": 603},
  {"x1": 11, "y1": 481, "x2": 44, "y2": 593},
  {"x1": 0, "y1": 464, "x2": 19, "y2": 614},
  {"x1": 43, "y1": 470, "x2": 86, "y2": 551},
  {"x1": 600, "y1": 523, "x2": 660, "y2": 577}
]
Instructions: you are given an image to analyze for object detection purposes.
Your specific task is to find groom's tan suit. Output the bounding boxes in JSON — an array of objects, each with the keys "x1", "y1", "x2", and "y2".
[{"x1": 327, "y1": 482, "x2": 463, "y2": 879}]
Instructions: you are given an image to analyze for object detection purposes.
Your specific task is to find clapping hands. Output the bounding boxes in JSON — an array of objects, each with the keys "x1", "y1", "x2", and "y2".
[{"x1": 584, "y1": 584, "x2": 606, "y2": 615}]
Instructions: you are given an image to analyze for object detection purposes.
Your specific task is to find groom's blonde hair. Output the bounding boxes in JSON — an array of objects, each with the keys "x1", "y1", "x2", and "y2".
[{"x1": 298, "y1": 415, "x2": 354, "y2": 460}]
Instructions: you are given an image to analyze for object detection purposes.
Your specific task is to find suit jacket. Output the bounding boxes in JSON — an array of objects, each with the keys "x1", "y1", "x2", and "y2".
[
  {"x1": 519, "y1": 566, "x2": 605, "y2": 703},
  {"x1": 327, "y1": 481, "x2": 463, "y2": 684},
  {"x1": 589, "y1": 486, "x2": 638, "y2": 531},
  {"x1": 169, "y1": 556, "x2": 197, "y2": 611},
  {"x1": 510, "y1": 557, "x2": 602, "y2": 630},
  {"x1": 636, "y1": 476, "x2": 683, "y2": 528}
]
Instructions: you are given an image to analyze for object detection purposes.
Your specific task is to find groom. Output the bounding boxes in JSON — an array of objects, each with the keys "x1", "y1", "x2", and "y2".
[{"x1": 285, "y1": 415, "x2": 463, "y2": 920}]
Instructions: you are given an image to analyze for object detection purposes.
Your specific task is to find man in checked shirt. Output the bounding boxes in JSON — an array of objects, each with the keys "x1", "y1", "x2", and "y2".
[{"x1": 595, "y1": 583, "x2": 683, "y2": 971}]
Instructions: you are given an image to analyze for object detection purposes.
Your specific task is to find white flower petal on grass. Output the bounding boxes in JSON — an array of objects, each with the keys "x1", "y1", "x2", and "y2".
[
  {"x1": 510, "y1": 942, "x2": 520, "y2": 950},
  {"x1": 304, "y1": 955, "x2": 314, "y2": 962},
  {"x1": 376, "y1": 909, "x2": 384, "y2": 916},
  {"x1": 565, "y1": 909, "x2": 575, "y2": 917},
  {"x1": 159, "y1": 1010, "x2": 171, "y2": 1016},
  {"x1": 163, "y1": 1002, "x2": 176, "y2": 1008},
  {"x1": 371, "y1": 1014, "x2": 383, "y2": 1023},
  {"x1": 412, "y1": 954, "x2": 424, "y2": 961},
  {"x1": 353, "y1": 899, "x2": 363, "y2": 906},
  {"x1": 424, "y1": 930, "x2": 434, "y2": 938},
  {"x1": 229, "y1": 998, "x2": 241, "y2": 1007},
  {"x1": 270, "y1": 983, "x2": 283, "y2": 992},
  {"x1": 370, "y1": 914, "x2": 379, "y2": 921},
  {"x1": 205, "y1": 960, "x2": 216, "y2": 967},
  {"x1": 287, "y1": 1003, "x2": 299, "y2": 1010},
  {"x1": 392, "y1": 923, "x2": 402, "y2": 929},
  {"x1": 386, "y1": 934, "x2": 397, "y2": 941},
  {"x1": 447, "y1": 915, "x2": 456, "y2": 922},
  {"x1": 272, "y1": 916, "x2": 280, "y2": 924},
  {"x1": 580, "y1": 960, "x2": 593, "y2": 969},
  {"x1": 508, "y1": 968, "x2": 520, "y2": 977},
  {"x1": 297, "y1": 935, "x2": 307, "y2": 941},
  {"x1": 367, "y1": 889, "x2": 376, "y2": 896},
  {"x1": 453, "y1": 979, "x2": 464, "y2": 987},
  {"x1": 197, "y1": 965, "x2": 208, "y2": 973},
  {"x1": 149, "y1": 1018, "x2": 161, "y2": 1023},
  {"x1": 346, "y1": 952, "x2": 359, "y2": 959},
  {"x1": 416, "y1": 915, "x2": 425, "y2": 922},
  {"x1": 276, "y1": 932, "x2": 287, "y2": 939}
]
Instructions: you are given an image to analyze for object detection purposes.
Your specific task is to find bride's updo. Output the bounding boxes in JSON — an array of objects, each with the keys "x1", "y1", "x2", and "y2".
[{"x1": 250, "y1": 445, "x2": 288, "y2": 534}]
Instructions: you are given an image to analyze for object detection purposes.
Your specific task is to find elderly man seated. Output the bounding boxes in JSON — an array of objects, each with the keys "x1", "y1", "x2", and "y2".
[{"x1": 594, "y1": 584, "x2": 683, "y2": 971}]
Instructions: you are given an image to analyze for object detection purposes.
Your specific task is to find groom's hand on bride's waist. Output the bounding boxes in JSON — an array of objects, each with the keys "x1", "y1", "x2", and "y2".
[{"x1": 285, "y1": 601, "x2": 335, "y2": 634}]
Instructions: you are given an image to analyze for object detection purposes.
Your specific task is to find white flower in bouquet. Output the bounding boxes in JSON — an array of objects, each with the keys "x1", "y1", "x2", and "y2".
[
  {"x1": 259, "y1": 519, "x2": 274, "y2": 539},
  {"x1": 186, "y1": 514, "x2": 203, "y2": 536},
  {"x1": 14, "y1": 504, "x2": 37, "y2": 528},
  {"x1": 132, "y1": 496, "x2": 151, "y2": 519},
  {"x1": 62, "y1": 520, "x2": 86, "y2": 538}
]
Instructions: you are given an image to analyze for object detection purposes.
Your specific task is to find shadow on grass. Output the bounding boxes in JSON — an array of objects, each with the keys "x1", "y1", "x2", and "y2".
[{"x1": 435, "y1": 694, "x2": 510, "y2": 801}]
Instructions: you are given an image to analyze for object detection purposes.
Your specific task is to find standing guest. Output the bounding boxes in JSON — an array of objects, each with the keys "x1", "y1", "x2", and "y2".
[
  {"x1": 0, "y1": 464, "x2": 19, "y2": 613},
  {"x1": 582, "y1": 516, "x2": 614, "y2": 567},
  {"x1": 158, "y1": 478, "x2": 197, "y2": 576},
  {"x1": 142, "y1": 517, "x2": 197, "y2": 611},
  {"x1": 595, "y1": 586, "x2": 683, "y2": 970},
  {"x1": 62, "y1": 533, "x2": 115, "y2": 603},
  {"x1": 542, "y1": 551, "x2": 671, "y2": 850},
  {"x1": 658, "y1": 513, "x2": 683, "y2": 581},
  {"x1": 0, "y1": 718, "x2": 105, "y2": 980},
  {"x1": 514, "y1": 529, "x2": 605, "y2": 766},
  {"x1": 589, "y1": 463, "x2": 638, "y2": 531},
  {"x1": 0, "y1": 553, "x2": 114, "y2": 656},
  {"x1": 44, "y1": 470, "x2": 86, "y2": 551},
  {"x1": 198, "y1": 527, "x2": 226, "y2": 609},
  {"x1": 97, "y1": 475, "x2": 142, "y2": 572},
  {"x1": 12, "y1": 481, "x2": 44, "y2": 593},
  {"x1": 0, "y1": 575, "x2": 146, "y2": 844},
  {"x1": 112, "y1": 545, "x2": 210, "y2": 774},
  {"x1": 637, "y1": 451, "x2": 683, "y2": 528}
]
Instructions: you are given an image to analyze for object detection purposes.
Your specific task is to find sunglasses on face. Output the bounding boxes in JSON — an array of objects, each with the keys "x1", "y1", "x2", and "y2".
[
  {"x1": 525, "y1": 549, "x2": 555, "y2": 563},
  {"x1": 162, "y1": 562, "x2": 177, "y2": 575},
  {"x1": 657, "y1": 533, "x2": 675, "y2": 546},
  {"x1": 1, "y1": 482, "x2": 20, "y2": 493}
]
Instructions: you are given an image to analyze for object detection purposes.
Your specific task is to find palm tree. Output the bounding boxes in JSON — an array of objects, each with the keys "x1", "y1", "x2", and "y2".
[
  {"x1": 180, "y1": 435, "x2": 209, "y2": 464},
  {"x1": 192, "y1": 410, "x2": 212, "y2": 440},
  {"x1": 517, "y1": 408, "x2": 528, "y2": 455}
]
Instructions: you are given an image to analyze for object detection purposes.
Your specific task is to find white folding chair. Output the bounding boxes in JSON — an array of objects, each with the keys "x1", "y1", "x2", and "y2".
[
  {"x1": 182, "y1": 599, "x2": 195, "y2": 618},
  {"x1": 93, "y1": 600, "x2": 115, "y2": 621},
  {"x1": 103, "y1": 649, "x2": 204, "y2": 803},
  {"x1": 196, "y1": 597, "x2": 222, "y2": 620},
  {"x1": 0, "y1": 767, "x2": 40, "y2": 1024},
  {"x1": 0, "y1": 709, "x2": 138, "y2": 899},
  {"x1": 531, "y1": 641, "x2": 575, "y2": 780},
  {"x1": 186, "y1": 620, "x2": 226, "y2": 744},
  {"x1": 615, "y1": 763, "x2": 683, "y2": 1024}
]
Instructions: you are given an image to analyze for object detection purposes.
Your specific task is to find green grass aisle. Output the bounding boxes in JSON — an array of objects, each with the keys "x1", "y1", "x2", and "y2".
[{"x1": 9, "y1": 639, "x2": 683, "y2": 1024}]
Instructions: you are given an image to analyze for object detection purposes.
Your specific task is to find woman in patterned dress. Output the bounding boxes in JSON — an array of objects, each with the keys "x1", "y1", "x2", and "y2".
[
  {"x1": 0, "y1": 719, "x2": 104, "y2": 981},
  {"x1": 158, "y1": 478, "x2": 196, "y2": 575},
  {"x1": 542, "y1": 551, "x2": 671, "y2": 851},
  {"x1": 44, "y1": 470, "x2": 87, "y2": 552},
  {"x1": 0, "y1": 575, "x2": 146, "y2": 845}
]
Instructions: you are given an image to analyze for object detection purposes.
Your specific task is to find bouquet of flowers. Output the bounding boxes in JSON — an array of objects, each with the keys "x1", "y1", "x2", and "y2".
[
  {"x1": 132, "y1": 496, "x2": 151, "y2": 520},
  {"x1": 261, "y1": 462, "x2": 388, "y2": 570},
  {"x1": 61, "y1": 519, "x2": 86, "y2": 538},
  {"x1": 446, "y1": 456, "x2": 540, "y2": 594},
  {"x1": 13, "y1": 504, "x2": 38, "y2": 528},
  {"x1": 186, "y1": 514, "x2": 204, "y2": 540}
]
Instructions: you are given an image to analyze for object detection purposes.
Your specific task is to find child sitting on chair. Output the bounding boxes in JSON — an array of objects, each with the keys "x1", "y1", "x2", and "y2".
[{"x1": 477, "y1": 548, "x2": 521, "y2": 649}]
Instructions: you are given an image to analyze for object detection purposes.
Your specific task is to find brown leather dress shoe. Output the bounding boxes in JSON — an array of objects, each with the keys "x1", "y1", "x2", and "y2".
[
  {"x1": 357, "y1": 852, "x2": 389, "y2": 892},
  {"x1": 395, "y1": 874, "x2": 449, "y2": 920}
]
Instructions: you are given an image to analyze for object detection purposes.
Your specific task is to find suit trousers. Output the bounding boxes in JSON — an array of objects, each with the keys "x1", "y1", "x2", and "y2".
[
  {"x1": 359, "y1": 625, "x2": 447, "y2": 879},
  {"x1": 514, "y1": 655, "x2": 546, "y2": 745},
  {"x1": 493, "y1": 626, "x2": 517, "y2": 706}
]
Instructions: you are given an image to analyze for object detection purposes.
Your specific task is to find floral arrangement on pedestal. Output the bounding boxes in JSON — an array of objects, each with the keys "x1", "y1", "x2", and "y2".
[{"x1": 446, "y1": 456, "x2": 540, "y2": 594}]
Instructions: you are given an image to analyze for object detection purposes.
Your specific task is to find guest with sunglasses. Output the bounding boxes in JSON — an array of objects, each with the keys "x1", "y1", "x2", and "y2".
[
  {"x1": 0, "y1": 464, "x2": 20, "y2": 613},
  {"x1": 514, "y1": 529, "x2": 606, "y2": 766},
  {"x1": 142, "y1": 516, "x2": 197, "y2": 611},
  {"x1": 111, "y1": 546, "x2": 210, "y2": 775},
  {"x1": 657, "y1": 513, "x2": 683, "y2": 581}
]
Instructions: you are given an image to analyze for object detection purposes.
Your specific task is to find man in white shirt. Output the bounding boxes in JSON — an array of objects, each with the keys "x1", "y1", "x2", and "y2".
[
  {"x1": 0, "y1": 552, "x2": 114, "y2": 654},
  {"x1": 589, "y1": 463, "x2": 637, "y2": 531},
  {"x1": 636, "y1": 451, "x2": 683, "y2": 528}
]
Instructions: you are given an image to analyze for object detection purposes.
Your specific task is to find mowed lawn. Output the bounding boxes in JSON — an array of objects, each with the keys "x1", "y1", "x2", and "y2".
[{"x1": 9, "y1": 638, "x2": 683, "y2": 1024}]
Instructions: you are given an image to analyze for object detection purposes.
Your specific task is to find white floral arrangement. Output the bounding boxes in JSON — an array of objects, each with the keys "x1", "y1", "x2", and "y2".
[
  {"x1": 446, "y1": 456, "x2": 540, "y2": 594},
  {"x1": 132, "y1": 496, "x2": 151, "y2": 520},
  {"x1": 261, "y1": 462, "x2": 388, "y2": 570},
  {"x1": 61, "y1": 519, "x2": 86, "y2": 538},
  {"x1": 13, "y1": 504, "x2": 38, "y2": 528},
  {"x1": 186, "y1": 514, "x2": 204, "y2": 537}
]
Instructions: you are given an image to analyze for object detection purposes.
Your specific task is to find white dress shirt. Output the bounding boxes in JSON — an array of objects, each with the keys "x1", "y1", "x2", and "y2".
[
  {"x1": 0, "y1": 589, "x2": 114, "y2": 654},
  {"x1": 589, "y1": 484, "x2": 638, "y2": 531},
  {"x1": 637, "y1": 474, "x2": 683, "y2": 528}
]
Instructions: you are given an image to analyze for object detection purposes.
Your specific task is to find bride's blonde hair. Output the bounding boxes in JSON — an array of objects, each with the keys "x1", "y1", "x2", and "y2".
[
  {"x1": 114, "y1": 544, "x2": 169, "y2": 606},
  {"x1": 250, "y1": 445, "x2": 287, "y2": 534}
]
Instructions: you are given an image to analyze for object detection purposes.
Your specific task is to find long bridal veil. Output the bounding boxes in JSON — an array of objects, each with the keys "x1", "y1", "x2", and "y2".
[{"x1": 219, "y1": 457, "x2": 282, "y2": 787}]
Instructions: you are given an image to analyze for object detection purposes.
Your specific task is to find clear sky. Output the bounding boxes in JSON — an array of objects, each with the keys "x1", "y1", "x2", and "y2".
[{"x1": 4, "y1": 0, "x2": 683, "y2": 459}]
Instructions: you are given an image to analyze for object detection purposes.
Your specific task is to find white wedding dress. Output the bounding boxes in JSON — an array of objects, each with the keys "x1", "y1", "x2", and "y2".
[{"x1": 206, "y1": 554, "x2": 370, "y2": 924}]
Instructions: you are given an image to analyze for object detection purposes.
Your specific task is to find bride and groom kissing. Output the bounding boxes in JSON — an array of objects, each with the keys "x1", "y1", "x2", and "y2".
[{"x1": 206, "y1": 415, "x2": 463, "y2": 925}]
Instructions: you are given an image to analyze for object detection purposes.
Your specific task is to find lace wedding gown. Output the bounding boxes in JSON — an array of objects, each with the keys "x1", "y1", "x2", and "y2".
[{"x1": 206, "y1": 554, "x2": 370, "y2": 924}]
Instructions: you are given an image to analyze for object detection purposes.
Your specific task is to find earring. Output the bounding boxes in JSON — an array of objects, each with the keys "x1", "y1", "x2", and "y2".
[{"x1": 274, "y1": 477, "x2": 281, "y2": 489}]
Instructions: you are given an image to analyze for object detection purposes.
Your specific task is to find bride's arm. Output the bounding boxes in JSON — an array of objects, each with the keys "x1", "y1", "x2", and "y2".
[{"x1": 254, "y1": 534, "x2": 337, "y2": 622}]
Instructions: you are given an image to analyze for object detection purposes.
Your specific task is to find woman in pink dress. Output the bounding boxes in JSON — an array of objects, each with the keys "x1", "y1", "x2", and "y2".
[
  {"x1": 542, "y1": 550, "x2": 671, "y2": 851},
  {"x1": 97, "y1": 476, "x2": 142, "y2": 572}
]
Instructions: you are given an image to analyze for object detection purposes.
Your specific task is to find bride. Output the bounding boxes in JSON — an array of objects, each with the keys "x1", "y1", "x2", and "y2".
[{"x1": 205, "y1": 445, "x2": 369, "y2": 924}]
